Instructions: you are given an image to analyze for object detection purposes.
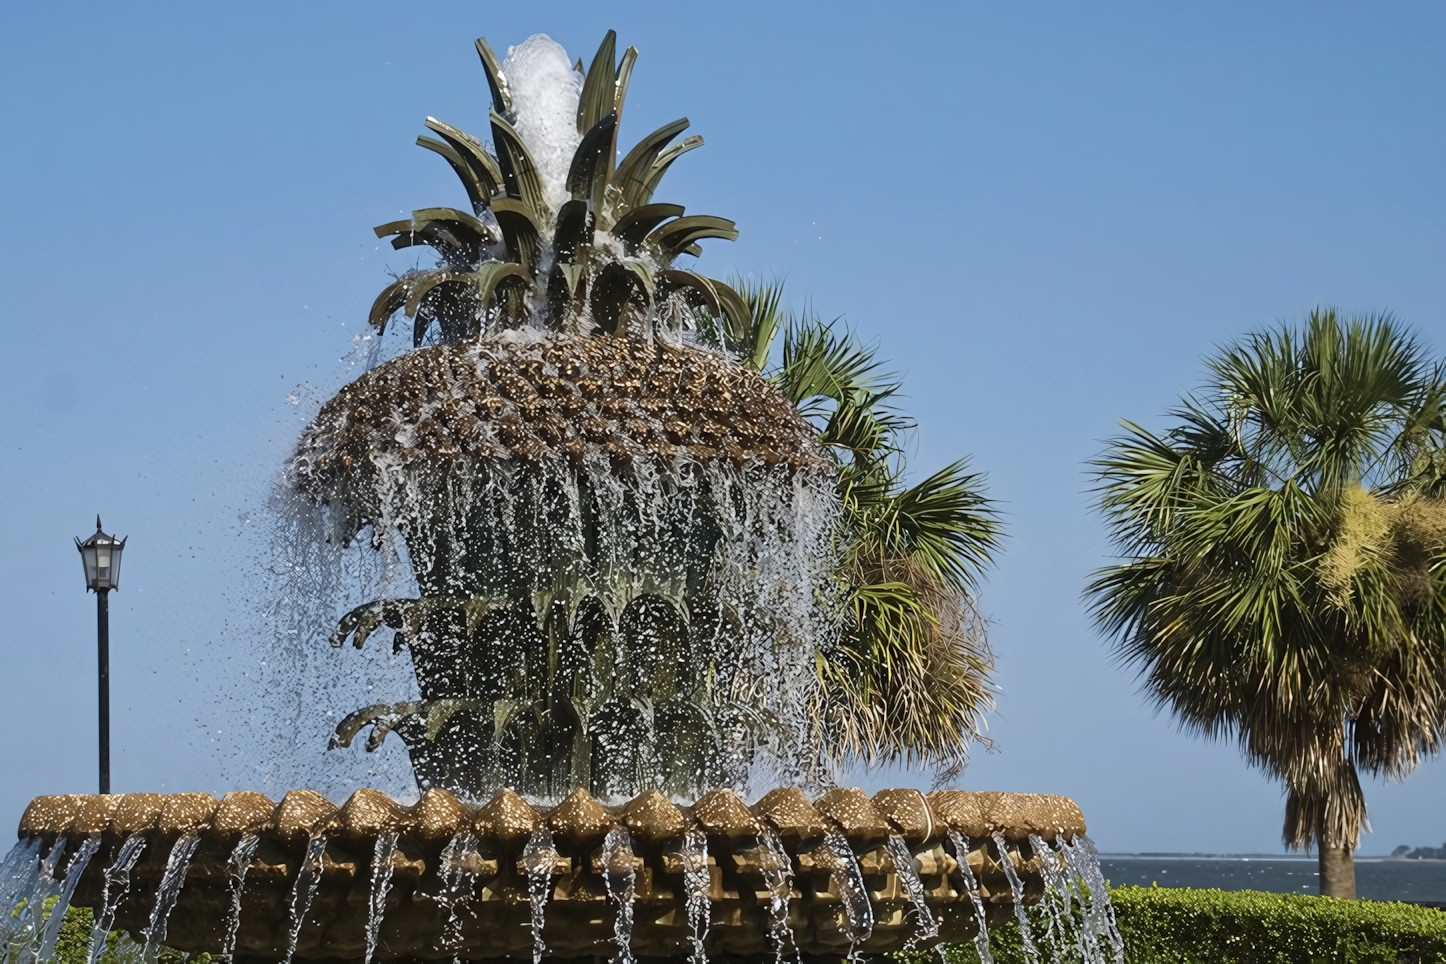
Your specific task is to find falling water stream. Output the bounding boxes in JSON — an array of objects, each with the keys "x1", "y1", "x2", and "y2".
[
  {"x1": 757, "y1": 832, "x2": 795, "y2": 962},
  {"x1": 1059, "y1": 837, "x2": 1125, "y2": 964},
  {"x1": 1030, "y1": 833, "x2": 1094, "y2": 964},
  {"x1": 820, "y1": 834, "x2": 872, "y2": 946},
  {"x1": 680, "y1": 831, "x2": 710, "y2": 964},
  {"x1": 284, "y1": 832, "x2": 329, "y2": 964},
  {"x1": 520, "y1": 830, "x2": 558, "y2": 964},
  {"x1": 142, "y1": 834, "x2": 201, "y2": 964},
  {"x1": 600, "y1": 828, "x2": 637, "y2": 964},
  {"x1": 365, "y1": 833, "x2": 400, "y2": 964},
  {"x1": 437, "y1": 833, "x2": 481, "y2": 960},
  {"x1": 88, "y1": 834, "x2": 147, "y2": 964},
  {"x1": 946, "y1": 831, "x2": 993, "y2": 964},
  {"x1": 992, "y1": 832, "x2": 1040, "y2": 964},
  {"x1": 221, "y1": 835, "x2": 261, "y2": 962},
  {"x1": 37, "y1": 837, "x2": 101, "y2": 964},
  {"x1": 15, "y1": 838, "x2": 69, "y2": 964},
  {"x1": 884, "y1": 835, "x2": 937, "y2": 949}
]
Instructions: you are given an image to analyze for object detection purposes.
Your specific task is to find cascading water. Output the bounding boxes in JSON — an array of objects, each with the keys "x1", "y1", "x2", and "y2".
[
  {"x1": 221, "y1": 834, "x2": 260, "y2": 962},
  {"x1": 946, "y1": 831, "x2": 993, "y2": 964},
  {"x1": 884, "y1": 835, "x2": 937, "y2": 949},
  {"x1": 992, "y1": 832, "x2": 1040, "y2": 964},
  {"x1": 757, "y1": 831, "x2": 796, "y2": 962},
  {"x1": 365, "y1": 832, "x2": 400, "y2": 964},
  {"x1": 600, "y1": 828, "x2": 637, "y2": 964},
  {"x1": 88, "y1": 834, "x2": 147, "y2": 964},
  {"x1": 142, "y1": 834, "x2": 201, "y2": 964},
  {"x1": 520, "y1": 830, "x2": 558, "y2": 964},
  {"x1": 820, "y1": 834, "x2": 872, "y2": 946},
  {"x1": 37, "y1": 836, "x2": 101, "y2": 964},
  {"x1": 283, "y1": 832, "x2": 328, "y2": 964},
  {"x1": 680, "y1": 830, "x2": 710, "y2": 964}
]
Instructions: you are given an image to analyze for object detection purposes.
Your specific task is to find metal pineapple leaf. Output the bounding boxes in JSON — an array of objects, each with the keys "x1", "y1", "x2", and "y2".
[{"x1": 473, "y1": 37, "x2": 513, "y2": 116}]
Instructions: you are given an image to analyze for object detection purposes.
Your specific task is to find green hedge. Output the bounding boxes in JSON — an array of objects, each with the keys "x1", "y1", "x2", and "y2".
[
  {"x1": 914, "y1": 886, "x2": 1446, "y2": 964},
  {"x1": 36, "y1": 886, "x2": 1446, "y2": 964}
]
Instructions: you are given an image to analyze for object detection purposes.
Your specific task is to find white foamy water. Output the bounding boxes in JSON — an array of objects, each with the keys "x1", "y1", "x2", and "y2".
[{"x1": 501, "y1": 35, "x2": 583, "y2": 218}]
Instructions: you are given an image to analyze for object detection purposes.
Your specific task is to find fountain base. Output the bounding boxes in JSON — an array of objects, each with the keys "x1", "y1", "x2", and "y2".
[{"x1": 15, "y1": 787, "x2": 1089, "y2": 960}]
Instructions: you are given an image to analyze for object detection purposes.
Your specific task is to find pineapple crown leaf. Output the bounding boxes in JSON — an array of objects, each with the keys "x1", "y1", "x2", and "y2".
[{"x1": 368, "y1": 31, "x2": 752, "y2": 351}]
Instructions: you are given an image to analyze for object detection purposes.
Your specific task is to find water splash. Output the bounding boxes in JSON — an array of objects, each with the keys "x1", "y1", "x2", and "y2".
[
  {"x1": 820, "y1": 834, "x2": 872, "y2": 945},
  {"x1": 680, "y1": 831, "x2": 710, "y2": 964},
  {"x1": 500, "y1": 36, "x2": 583, "y2": 218},
  {"x1": 600, "y1": 828, "x2": 637, "y2": 964},
  {"x1": 365, "y1": 832, "x2": 400, "y2": 964},
  {"x1": 883, "y1": 835, "x2": 937, "y2": 949},
  {"x1": 283, "y1": 832, "x2": 328, "y2": 964},
  {"x1": 36, "y1": 837, "x2": 101, "y2": 964},
  {"x1": 945, "y1": 831, "x2": 993, "y2": 964},
  {"x1": 757, "y1": 831, "x2": 795, "y2": 962},
  {"x1": 88, "y1": 834, "x2": 147, "y2": 964},
  {"x1": 520, "y1": 830, "x2": 558, "y2": 964},
  {"x1": 1059, "y1": 836, "x2": 1124, "y2": 964},
  {"x1": 142, "y1": 833, "x2": 201, "y2": 964},
  {"x1": 221, "y1": 835, "x2": 260, "y2": 962},
  {"x1": 0, "y1": 839, "x2": 42, "y2": 951},
  {"x1": 991, "y1": 833, "x2": 1039, "y2": 964}
]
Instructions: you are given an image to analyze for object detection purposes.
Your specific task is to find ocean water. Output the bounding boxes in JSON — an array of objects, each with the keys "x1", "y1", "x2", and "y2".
[{"x1": 1099, "y1": 855, "x2": 1446, "y2": 904}]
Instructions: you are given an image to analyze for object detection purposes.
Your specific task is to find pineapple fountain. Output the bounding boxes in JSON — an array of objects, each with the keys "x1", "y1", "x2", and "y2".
[{"x1": 4, "y1": 30, "x2": 1121, "y2": 964}]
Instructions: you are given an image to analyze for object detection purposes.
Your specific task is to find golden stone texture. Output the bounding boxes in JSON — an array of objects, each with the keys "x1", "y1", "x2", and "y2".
[
  {"x1": 751, "y1": 787, "x2": 831, "y2": 841},
  {"x1": 872, "y1": 788, "x2": 935, "y2": 843},
  {"x1": 473, "y1": 788, "x2": 540, "y2": 842},
  {"x1": 16, "y1": 786, "x2": 1086, "y2": 960},
  {"x1": 620, "y1": 789, "x2": 689, "y2": 839},
  {"x1": 690, "y1": 788, "x2": 762, "y2": 837},
  {"x1": 294, "y1": 333, "x2": 831, "y2": 520}
]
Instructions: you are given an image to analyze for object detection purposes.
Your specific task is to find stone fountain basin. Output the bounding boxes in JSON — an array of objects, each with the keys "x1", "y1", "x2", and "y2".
[{"x1": 18, "y1": 787, "x2": 1085, "y2": 961}]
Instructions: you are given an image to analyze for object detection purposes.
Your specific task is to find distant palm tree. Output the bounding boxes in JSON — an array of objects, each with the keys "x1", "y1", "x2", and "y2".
[
  {"x1": 735, "y1": 280, "x2": 1002, "y2": 779},
  {"x1": 1088, "y1": 309, "x2": 1446, "y2": 897}
]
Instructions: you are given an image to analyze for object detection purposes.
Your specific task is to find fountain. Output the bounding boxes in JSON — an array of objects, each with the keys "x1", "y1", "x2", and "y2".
[{"x1": 7, "y1": 28, "x2": 1119, "y2": 964}]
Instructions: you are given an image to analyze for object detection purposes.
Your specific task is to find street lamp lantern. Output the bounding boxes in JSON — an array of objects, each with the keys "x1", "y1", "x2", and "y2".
[
  {"x1": 76, "y1": 516, "x2": 126, "y2": 592},
  {"x1": 76, "y1": 515, "x2": 126, "y2": 795}
]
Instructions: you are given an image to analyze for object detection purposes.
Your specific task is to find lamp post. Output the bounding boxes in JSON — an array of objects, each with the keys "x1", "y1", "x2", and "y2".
[{"x1": 76, "y1": 516, "x2": 126, "y2": 795}]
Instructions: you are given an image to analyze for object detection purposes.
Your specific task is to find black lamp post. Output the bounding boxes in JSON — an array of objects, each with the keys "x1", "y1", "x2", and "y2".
[{"x1": 76, "y1": 516, "x2": 126, "y2": 794}]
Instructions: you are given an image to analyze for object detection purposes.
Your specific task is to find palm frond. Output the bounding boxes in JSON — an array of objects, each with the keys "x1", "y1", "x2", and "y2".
[{"x1": 759, "y1": 298, "x2": 1002, "y2": 778}]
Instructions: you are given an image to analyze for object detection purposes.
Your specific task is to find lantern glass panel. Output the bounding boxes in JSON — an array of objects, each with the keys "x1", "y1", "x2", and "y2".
[
  {"x1": 81, "y1": 544, "x2": 99, "y2": 588},
  {"x1": 108, "y1": 541, "x2": 123, "y2": 588}
]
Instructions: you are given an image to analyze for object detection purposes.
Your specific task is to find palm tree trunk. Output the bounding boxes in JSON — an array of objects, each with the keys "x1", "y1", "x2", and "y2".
[{"x1": 1319, "y1": 845, "x2": 1356, "y2": 898}]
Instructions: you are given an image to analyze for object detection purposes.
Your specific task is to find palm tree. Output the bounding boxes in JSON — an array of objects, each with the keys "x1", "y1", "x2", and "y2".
[
  {"x1": 734, "y1": 280, "x2": 1003, "y2": 779},
  {"x1": 1088, "y1": 308, "x2": 1446, "y2": 897}
]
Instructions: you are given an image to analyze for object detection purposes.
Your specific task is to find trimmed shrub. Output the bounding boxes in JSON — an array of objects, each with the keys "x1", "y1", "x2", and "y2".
[{"x1": 911, "y1": 886, "x2": 1446, "y2": 964}]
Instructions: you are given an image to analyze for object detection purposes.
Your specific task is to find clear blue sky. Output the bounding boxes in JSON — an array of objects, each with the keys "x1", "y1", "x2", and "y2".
[{"x1": 2, "y1": 1, "x2": 1443, "y2": 854}]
